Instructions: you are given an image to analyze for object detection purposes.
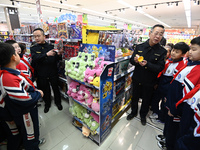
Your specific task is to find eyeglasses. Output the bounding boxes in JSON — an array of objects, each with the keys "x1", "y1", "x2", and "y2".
[
  {"x1": 152, "y1": 32, "x2": 163, "y2": 37},
  {"x1": 33, "y1": 35, "x2": 42, "y2": 38}
]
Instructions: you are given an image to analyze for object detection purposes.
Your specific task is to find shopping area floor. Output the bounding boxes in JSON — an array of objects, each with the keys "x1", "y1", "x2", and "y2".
[{"x1": 1, "y1": 99, "x2": 164, "y2": 150}]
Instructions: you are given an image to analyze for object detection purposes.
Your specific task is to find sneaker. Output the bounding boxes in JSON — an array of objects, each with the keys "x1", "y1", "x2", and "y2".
[
  {"x1": 149, "y1": 113, "x2": 158, "y2": 119},
  {"x1": 156, "y1": 135, "x2": 166, "y2": 143},
  {"x1": 39, "y1": 138, "x2": 46, "y2": 147},
  {"x1": 157, "y1": 141, "x2": 167, "y2": 150},
  {"x1": 150, "y1": 118, "x2": 164, "y2": 124}
]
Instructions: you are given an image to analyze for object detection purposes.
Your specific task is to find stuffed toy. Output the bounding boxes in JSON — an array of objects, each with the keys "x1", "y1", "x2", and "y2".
[
  {"x1": 93, "y1": 68, "x2": 102, "y2": 76},
  {"x1": 87, "y1": 53, "x2": 95, "y2": 68},
  {"x1": 89, "y1": 120, "x2": 99, "y2": 131},
  {"x1": 94, "y1": 57, "x2": 104, "y2": 69},
  {"x1": 74, "y1": 104, "x2": 85, "y2": 120},
  {"x1": 84, "y1": 88, "x2": 94, "y2": 106},
  {"x1": 82, "y1": 126, "x2": 90, "y2": 137},
  {"x1": 90, "y1": 112, "x2": 99, "y2": 123},
  {"x1": 77, "y1": 84, "x2": 87, "y2": 103},
  {"x1": 84, "y1": 67, "x2": 96, "y2": 83},
  {"x1": 92, "y1": 89, "x2": 99, "y2": 98},
  {"x1": 91, "y1": 98, "x2": 100, "y2": 112},
  {"x1": 90, "y1": 76, "x2": 100, "y2": 87},
  {"x1": 67, "y1": 81, "x2": 80, "y2": 99},
  {"x1": 100, "y1": 61, "x2": 110, "y2": 69},
  {"x1": 69, "y1": 106, "x2": 76, "y2": 116}
]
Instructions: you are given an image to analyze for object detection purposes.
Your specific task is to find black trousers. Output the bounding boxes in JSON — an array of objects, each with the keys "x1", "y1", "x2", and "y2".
[
  {"x1": 130, "y1": 80, "x2": 154, "y2": 118},
  {"x1": 36, "y1": 76, "x2": 61, "y2": 108}
]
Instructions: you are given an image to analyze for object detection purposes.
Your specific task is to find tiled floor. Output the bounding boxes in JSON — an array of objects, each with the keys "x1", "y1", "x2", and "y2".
[{"x1": 1, "y1": 99, "x2": 164, "y2": 150}]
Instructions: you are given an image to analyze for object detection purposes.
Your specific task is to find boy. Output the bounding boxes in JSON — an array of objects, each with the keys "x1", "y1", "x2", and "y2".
[
  {"x1": 5, "y1": 40, "x2": 33, "y2": 80},
  {"x1": 158, "y1": 37, "x2": 200, "y2": 150},
  {"x1": 0, "y1": 43, "x2": 44, "y2": 149},
  {"x1": 150, "y1": 42, "x2": 189, "y2": 123},
  {"x1": 174, "y1": 36, "x2": 200, "y2": 150}
]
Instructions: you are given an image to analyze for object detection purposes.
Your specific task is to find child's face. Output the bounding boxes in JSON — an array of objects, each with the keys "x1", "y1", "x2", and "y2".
[
  {"x1": 170, "y1": 49, "x2": 184, "y2": 61},
  {"x1": 12, "y1": 43, "x2": 21, "y2": 54},
  {"x1": 166, "y1": 47, "x2": 171, "y2": 58},
  {"x1": 189, "y1": 44, "x2": 200, "y2": 61},
  {"x1": 14, "y1": 51, "x2": 20, "y2": 65}
]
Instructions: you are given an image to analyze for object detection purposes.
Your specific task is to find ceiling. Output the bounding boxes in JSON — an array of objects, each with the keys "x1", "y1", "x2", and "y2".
[{"x1": 0, "y1": 0, "x2": 200, "y2": 30}]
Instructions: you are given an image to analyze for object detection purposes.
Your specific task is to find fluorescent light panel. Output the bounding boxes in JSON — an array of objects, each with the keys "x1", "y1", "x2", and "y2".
[
  {"x1": 44, "y1": 0, "x2": 78, "y2": 8},
  {"x1": 183, "y1": 0, "x2": 191, "y2": 28},
  {"x1": 118, "y1": 0, "x2": 171, "y2": 28}
]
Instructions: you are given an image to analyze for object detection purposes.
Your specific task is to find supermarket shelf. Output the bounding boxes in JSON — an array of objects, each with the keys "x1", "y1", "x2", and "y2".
[
  {"x1": 60, "y1": 91, "x2": 68, "y2": 99},
  {"x1": 68, "y1": 76, "x2": 99, "y2": 90},
  {"x1": 71, "y1": 97, "x2": 100, "y2": 116},
  {"x1": 16, "y1": 41, "x2": 31, "y2": 44},
  {"x1": 112, "y1": 99, "x2": 131, "y2": 123},
  {"x1": 115, "y1": 55, "x2": 132, "y2": 63},
  {"x1": 46, "y1": 38, "x2": 81, "y2": 42},
  {"x1": 14, "y1": 34, "x2": 33, "y2": 36},
  {"x1": 125, "y1": 85, "x2": 132, "y2": 92},
  {"x1": 114, "y1": 66, "x2": 135, "y2": 81},
  {"x1": 72, "y1": 118, "x2": 100, "y2": 145},
  {"x1": 59, "y1": 76, "x2": 68, "y2": 83},
  {"x1": 73, "y1": 116, "x2": 100, "y2": 135}
]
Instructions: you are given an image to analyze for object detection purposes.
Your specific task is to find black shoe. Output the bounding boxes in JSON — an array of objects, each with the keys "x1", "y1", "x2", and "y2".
[
  {"x1": 157, "y1": 141, "x2": 167, "y2": 150},
  {"x1": 44, "y1": 107, "x2": 49, "y2": 113},
  {"x1": 56, "y1": 104, "x2": 63, "y2": 111},
  {"x1": 127, "y1": 113, "x2": 137, "y2": 121},
  {"x1": 141, "y1": 118, "x2": 146, "y2": 126}
]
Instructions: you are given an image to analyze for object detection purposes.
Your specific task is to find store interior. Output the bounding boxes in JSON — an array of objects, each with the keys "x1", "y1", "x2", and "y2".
[{"x1": 0, "y1": 0, "x2": 200, "y2": 150}]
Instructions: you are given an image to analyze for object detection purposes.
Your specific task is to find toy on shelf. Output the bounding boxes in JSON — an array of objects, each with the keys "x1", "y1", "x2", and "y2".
[
  {"x1": 82, "y1": 126, "x2": 90, "y2": 137},
  {"x1": 136, "y1": 54, "x2": 144, "y2": 62},
  {"x1": 91, "y1": 98, "x2": 100, "y2": 112}
]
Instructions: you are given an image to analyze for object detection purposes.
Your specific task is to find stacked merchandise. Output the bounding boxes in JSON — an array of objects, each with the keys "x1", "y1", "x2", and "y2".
[{"x1": 0, "y1": 31, "x2": 9, "y2": 42}]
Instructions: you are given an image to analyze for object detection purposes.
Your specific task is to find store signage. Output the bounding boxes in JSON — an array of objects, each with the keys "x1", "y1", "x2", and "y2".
[
  {"x1": 58, "y1": 13, "x2": 77, "y2": 23},
  {"x1": 7, "y1": 7, "x2": 20, "y2": 30}
]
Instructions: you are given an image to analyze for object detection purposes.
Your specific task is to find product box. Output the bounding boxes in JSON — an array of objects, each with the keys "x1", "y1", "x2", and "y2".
[
  {"x1": 58, "y1": 23, "x2": 68, "y2": 39},
  {"x1": 79, "y1": 44, "x2": 115, "y2": 62},
  {"x1": 68, "y1": 24, "x2": 82, "y2": 39},
  {"x1": 49, "y1": 24, "x2": 58, "y2": 38},
  {"x1": 125, "y1": 87, "x2": 132, "y2": 104},
  {"x1": 114, "y1": 59, "x2": 129, "y2": 75},
  {"x1": 125, "y1": 72, "x2": 133, "y2": 88},
  {"x1": 112, "y1": 92, "x2": 125, "y2": 117},
  {"x1": 114, "y1": 76, "x2": 125, "y2": 98}
]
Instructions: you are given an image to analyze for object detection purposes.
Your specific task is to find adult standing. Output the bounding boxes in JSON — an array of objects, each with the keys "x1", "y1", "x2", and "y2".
[
  {"x1": 127, "y1": 24, "x2": 167, "y2": 125},
  {"x1": 31, "y1": 28, "x2": 63, "y2": 113}
]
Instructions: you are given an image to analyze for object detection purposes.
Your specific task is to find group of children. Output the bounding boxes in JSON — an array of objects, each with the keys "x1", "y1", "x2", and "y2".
[
  {"x1": 149, "y1": 36, "x2": 200, "y2": 150},
  {"x1": 0, "y1": 41, "x2": 44, "y2": 150}
]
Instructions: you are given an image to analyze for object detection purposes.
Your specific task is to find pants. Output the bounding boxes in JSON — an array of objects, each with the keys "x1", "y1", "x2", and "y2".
[
  {"x1": 175, "y1": 103, "x2": 200, "y2": 150},
  {"x1": 14, "y1": 107, "x2": 40, "y2": 150},
  {"x1": 37, "y1": 76, "x2": 61, "y2": 108},
  {"x1": 164, "y1": 114, "x2": 180, "y2": 150},
  {"x1": 130, "y1": 80, "x2": 154, "y2": 118},
  {"x1": 0, "y1": 121, "x2": 21, "y2": 150}
]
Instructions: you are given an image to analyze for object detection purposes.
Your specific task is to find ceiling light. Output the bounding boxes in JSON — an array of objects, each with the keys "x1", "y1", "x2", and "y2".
[
  {"x1": 45, "y1": 0, "x2": 78, "y2": 8},
  {"x1": 12, "y1": 1, "x2": 14, "y2": 5},
  {"x1": 105, "y1": 11, "x2": 107, "y2": 14},
  {"x1": 154, "y1": 5, "x2": 157, "y2": 9},
  {"x1": 59, "y1": 8, "x2": 62, "y2": 12},
  {"x1": 60, "y1": 0, "x2": 62, "y2": 4},
  {"x1": 183, "y1": 0, "x2": 191, "y2": 27},
  {"x1": 198, "y1": 0, "x2": 200, "y2": 5},
  {"x1": 135, "y1": 7, "x2": 137, "y2": 11},
  {"x1": 176, "y1": 2, "x2": 179, "y2": 6}
]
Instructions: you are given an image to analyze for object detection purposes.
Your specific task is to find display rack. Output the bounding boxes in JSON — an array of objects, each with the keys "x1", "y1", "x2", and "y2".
[{"x1": 67, "y1": 63, "x2": 114, "y2": 145}]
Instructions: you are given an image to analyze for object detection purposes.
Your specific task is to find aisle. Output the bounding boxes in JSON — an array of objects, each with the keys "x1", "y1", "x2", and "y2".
[
  {"x1": 0, "y1": 99, "x2": 163, "y2": 150},
  {"x1": 38, "y1": 99, "x2": 163, "y2": 150}
]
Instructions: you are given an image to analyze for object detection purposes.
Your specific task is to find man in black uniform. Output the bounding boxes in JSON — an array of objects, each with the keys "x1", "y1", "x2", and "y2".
[
  {"x1": 31, "y1": 28, "x2": 63, "y2": 113},
  {"x1": 127, "y1": 24, "x2": 167, "y2": 125}
]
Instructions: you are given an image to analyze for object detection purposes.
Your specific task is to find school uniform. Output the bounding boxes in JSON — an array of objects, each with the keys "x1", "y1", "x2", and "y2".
[
  {"x1": 0, "y1": 67, "x2": 41, "y2": 150},
  {"x1": 165, "y1": 60, "x2": 200, "y2": 150}
]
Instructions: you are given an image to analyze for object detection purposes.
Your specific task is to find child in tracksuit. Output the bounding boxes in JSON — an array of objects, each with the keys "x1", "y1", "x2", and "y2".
[
  {"x1": 159, "y1": 36, "x2": 200, "y2": 150},
  {"x1": 5, "y1": 40, "x2": 34, "y2": 80},
  {"x1": 150, "y1": 42, "x2": 189, "y2": 149},
  {"x1": 150, "y1": 42, "x2": 189, "y2": 123},
  {"x1": 174, "y1": 36, "x2": 200, "y2": 150},
  {"x1": 0, "y1": 43, "x2": 44, "y2": 150}
]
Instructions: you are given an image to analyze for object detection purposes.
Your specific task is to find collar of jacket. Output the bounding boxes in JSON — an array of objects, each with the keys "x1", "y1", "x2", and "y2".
[
  {"x1": 187, "y1": 59, "x2": 200, "y2": 66},
  {"x1": 144, "y1": 39, "x2": 161, "y2": 50},
  {"x1": 1, "y1": 67, "x2": 21, "y2": 76}
]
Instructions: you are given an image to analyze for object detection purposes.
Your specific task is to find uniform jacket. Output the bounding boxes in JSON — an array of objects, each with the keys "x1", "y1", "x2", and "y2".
[
  {"x1": 30, "y1": 42, "x2": 62, "y2": 78},
  {"x1": 0, "y1": 67, "x2": 41, "y2": 117},
  {"x1": 130, "y1": 39, "x2": 167, "y2": 86},
  {"x1": 166, "y1": 61, "x2": 200, "y2": 116}
]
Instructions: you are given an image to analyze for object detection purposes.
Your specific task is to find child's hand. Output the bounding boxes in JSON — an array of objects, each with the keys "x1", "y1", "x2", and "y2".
[
  {"x1": 168, "y1": 110, "x2": 174, "y2": 117},
  {"x1": 36, "y1": 89, "x2": 44, "y2": 97}
]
